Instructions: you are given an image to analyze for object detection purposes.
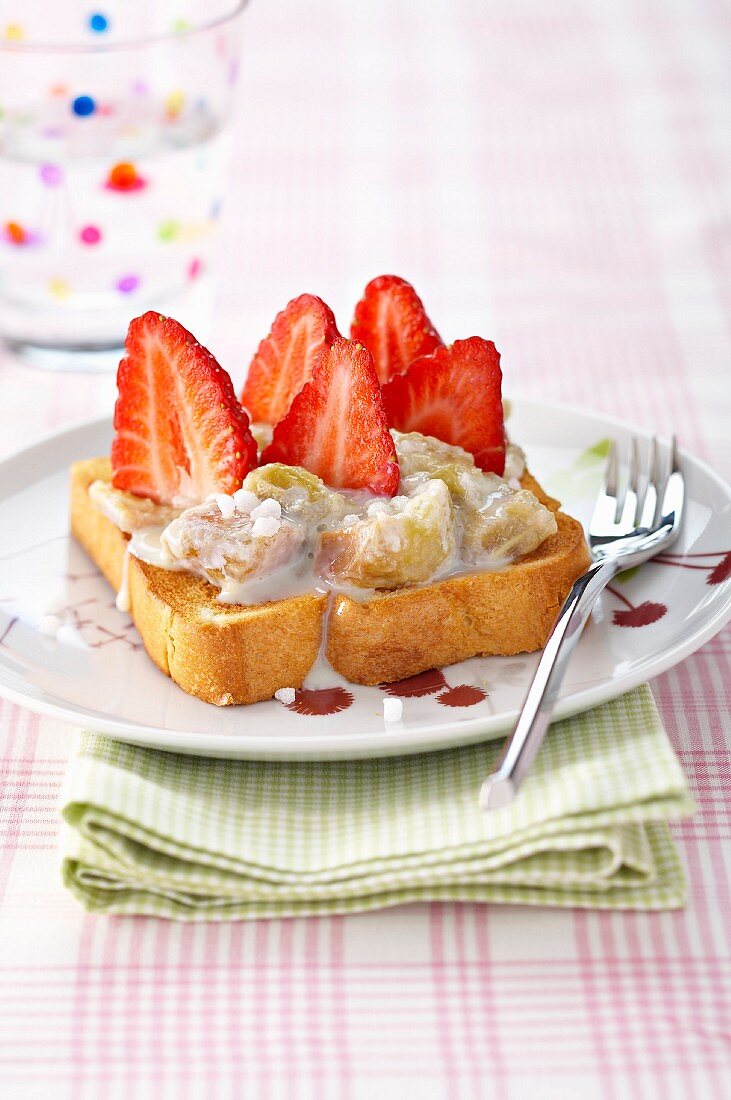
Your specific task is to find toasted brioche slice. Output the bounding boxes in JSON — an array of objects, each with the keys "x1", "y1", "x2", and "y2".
[{"x1": 70, "y1": 458, "x2": 590, "y2": 704}]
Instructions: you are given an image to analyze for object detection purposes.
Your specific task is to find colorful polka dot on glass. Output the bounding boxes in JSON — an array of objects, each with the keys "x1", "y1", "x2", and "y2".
[
  {"x1": 116, "y1": 274, "x2": 140, "y2": 294},
  {"x1": 89, "y1": 12, "x2": 109, "y2": 34},
  {"x1": 105, "y1": 162, "x2": 146, "y2": 192},
  {"x1": 72, "y1": 94, "x2": 96, "y2": 117},
  {"x1": 79, "y1": 225, "x2": 102, "y2": 246},
  {"x1": 0, "y1": 5, "x2": 244, "y2": 349},
  {"x1": 39, "y1": 164, "x2": 63, "y2": 187},
  {"x1": 5, "y1": 222, "x2": 27, "y2": 245}
]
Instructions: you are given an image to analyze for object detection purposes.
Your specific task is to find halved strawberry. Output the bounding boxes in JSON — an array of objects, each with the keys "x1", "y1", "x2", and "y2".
[
  {"x1": 350, "y1": 275, "x2": 442, "y2": 384},
  {"x1": 112, "y1": 312, "x2": 257, "y2": 505},
  {"x1": 241, "y1": 294, "x2": 339, "y2": 424},
  {"x1": 261, "y1": 338, "x2": 400, "y2": 496},
  {"x1": 381, "y1": 337, "x2": 506, "y2": 475}
]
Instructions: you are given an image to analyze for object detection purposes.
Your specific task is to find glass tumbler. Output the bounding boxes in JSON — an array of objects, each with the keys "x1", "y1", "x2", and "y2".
[{"x1": 0, "y1": 2, "x2": 247, "y2": 370}]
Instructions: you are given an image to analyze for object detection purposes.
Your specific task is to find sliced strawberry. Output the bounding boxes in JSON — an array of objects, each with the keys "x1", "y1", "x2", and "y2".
[
  {"x1": 350, "y1": 275, "x2": 442, "y2": 384},
  {"x1": 241, "y1": 294, "x2": 339, "y2": 424},
  {"x1": 381, "y1": 337, "x2": 506, "y2": 475},
  {"x1": 261, "y1": 338, "x2": 400, "y2": 496},
  {"x1": 112, "y1": 312, "x2": 257, "y2": 505}
]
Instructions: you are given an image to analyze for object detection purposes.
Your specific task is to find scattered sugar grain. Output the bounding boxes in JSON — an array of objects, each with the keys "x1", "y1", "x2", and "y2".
[
  {"x1": 252, "y1": 516, "x2": 281, "y2": 538},
  {"x1": 251, "y1": 498, "x2": 282, "y2": 521},
  {"x1": 275, "y1": 687, "x2": 296, "y2": 705},
  {"x1": 214, "y1": 493, "x2": 236, "y2": 518},
  {"x1": 38, "y1": 614, "x2": 61, "y2": 638},
  {"x1": 56, "y1": 624, "x2": 79, "y2": 646},
  {"x1": 233, "y1": 488, "x2": 259, "y2": 513},
  {"x1": 44, "y1": 591, "x2": 67, "y2": 615},
  {"x1": 383, "y1": 697, "x2": 403, "y2": 722}
]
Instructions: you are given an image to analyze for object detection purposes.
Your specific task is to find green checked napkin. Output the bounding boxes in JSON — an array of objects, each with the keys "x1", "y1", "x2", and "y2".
[{"x1": 60, "y1": 685, "x2": 694, "y2": 919}]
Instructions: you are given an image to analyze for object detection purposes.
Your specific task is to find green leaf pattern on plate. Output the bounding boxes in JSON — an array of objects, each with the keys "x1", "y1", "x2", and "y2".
[{"x1": 545, "y1": 437, "x2": 612, "y2": 504}]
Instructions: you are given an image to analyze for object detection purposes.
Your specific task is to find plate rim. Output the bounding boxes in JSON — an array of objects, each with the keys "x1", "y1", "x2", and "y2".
[{"x1": 1, "y1": 399, "x2": 730, "y2": 758}]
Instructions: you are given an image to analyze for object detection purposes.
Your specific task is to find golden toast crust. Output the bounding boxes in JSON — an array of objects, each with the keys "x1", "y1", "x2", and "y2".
[{"x1": 70, "y1": 458, "x2": 590, "y2": 705}]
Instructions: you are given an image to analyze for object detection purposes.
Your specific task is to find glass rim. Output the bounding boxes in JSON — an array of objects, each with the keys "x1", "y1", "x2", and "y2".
[{"x1": 0, "y1": 1, "x2": 249, "y2": 55}]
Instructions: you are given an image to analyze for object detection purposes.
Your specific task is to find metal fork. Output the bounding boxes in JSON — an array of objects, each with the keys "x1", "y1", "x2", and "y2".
[{"x1": 479, "y1": 435, "x2": 684, "y2": 811}]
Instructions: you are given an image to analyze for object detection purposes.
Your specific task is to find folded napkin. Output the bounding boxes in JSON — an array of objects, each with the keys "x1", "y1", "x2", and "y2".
[{"x1": 60, "y1": 685, "x2": 693, "y2": 919}]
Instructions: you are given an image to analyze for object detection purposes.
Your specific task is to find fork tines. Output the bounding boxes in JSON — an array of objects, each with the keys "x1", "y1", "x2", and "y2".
[{"x1": 599, "y1": 434, "x2": 679, "y2": 533}]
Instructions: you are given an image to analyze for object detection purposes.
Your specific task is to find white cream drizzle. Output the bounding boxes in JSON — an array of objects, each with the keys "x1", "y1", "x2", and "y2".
[
  {"x1": 302, "y1": 591, "x2": 351, "y2": 690},
  {"x1": 104, "y1": 437, "x2": 549, "y2": 711},
  {"x1": 126, "y1": 525, "x2": 384, "y2": 607},
  {"x1": 118, "y1": 441, "x2": 543, "y2": 614},
  {"x1": 116, "y1": 545, "x2": 132, "y2": 612}
]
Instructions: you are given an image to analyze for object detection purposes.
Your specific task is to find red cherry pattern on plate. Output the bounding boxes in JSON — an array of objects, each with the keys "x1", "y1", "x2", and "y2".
[
  {"x1": 436, "y1": 684, "x2": 487, "y2": 707},
  {"x1": 288, "y1": 687, "x2": 354, "y2": 716},
  {"x1": 607, "y1": 584, "x2": 667, "y2": 626},
  {"x1": 380, "y1": 670, "x2": 486, "y2": 708},
  {"x1": 613, "y1": 602, "x2": 668, "y2": 628},
  {"x1": 606, "y1": 548, "x2": 730, "y2": 627},
  {"x1": 0, "y1": 538, "x2": 143, "y2": 652},
  {"x1": 654, "y1": 550, "x2": 731, "y2": 586},
  {"x1": 709, "y1": 553, "x2": 731, "y2": 584},
  {"x1": 0, "y1": 613, "x2": 17, "y2": 647},
  {"x1": 380, "y1": 669, "x2": 448, "y2": 697}
]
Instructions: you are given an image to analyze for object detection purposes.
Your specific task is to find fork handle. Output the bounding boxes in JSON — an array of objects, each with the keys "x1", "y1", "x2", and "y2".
[{"x1": 479, "y1": 558, "x2": 618, "y2": 810}]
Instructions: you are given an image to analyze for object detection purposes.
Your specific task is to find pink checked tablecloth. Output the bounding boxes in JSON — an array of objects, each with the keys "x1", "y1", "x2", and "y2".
[{"x1": 2, "y1": 1, "x2": 730, "y2": 1096}]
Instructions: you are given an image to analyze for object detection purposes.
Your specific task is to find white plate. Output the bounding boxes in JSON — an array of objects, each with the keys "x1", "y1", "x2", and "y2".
[{"x1": 1, "y1": 401, "x2": 730, "y2": 759}]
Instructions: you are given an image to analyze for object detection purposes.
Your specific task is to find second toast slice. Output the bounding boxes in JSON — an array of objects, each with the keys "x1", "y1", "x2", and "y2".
[{"x1": 71, "y1": 458, "x2": 590, "y2": 705}]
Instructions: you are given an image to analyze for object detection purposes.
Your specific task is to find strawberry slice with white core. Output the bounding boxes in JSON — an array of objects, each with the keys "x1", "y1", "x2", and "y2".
[
  {"x1": 112, "y1": 312, "x2": 257, "y2": 506},
  {"x1": 261, "y1": 338, "x2": 400, "y2": 497},
  {"x1": 381, "y1": 337, "x2": 506, "y2": 475},
  {"x1": 350, "y1": 275, "x2": 442, "y2": 384},
  {"x1": 241, "y1": 294, "x2": 339, "y2": 425}
]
